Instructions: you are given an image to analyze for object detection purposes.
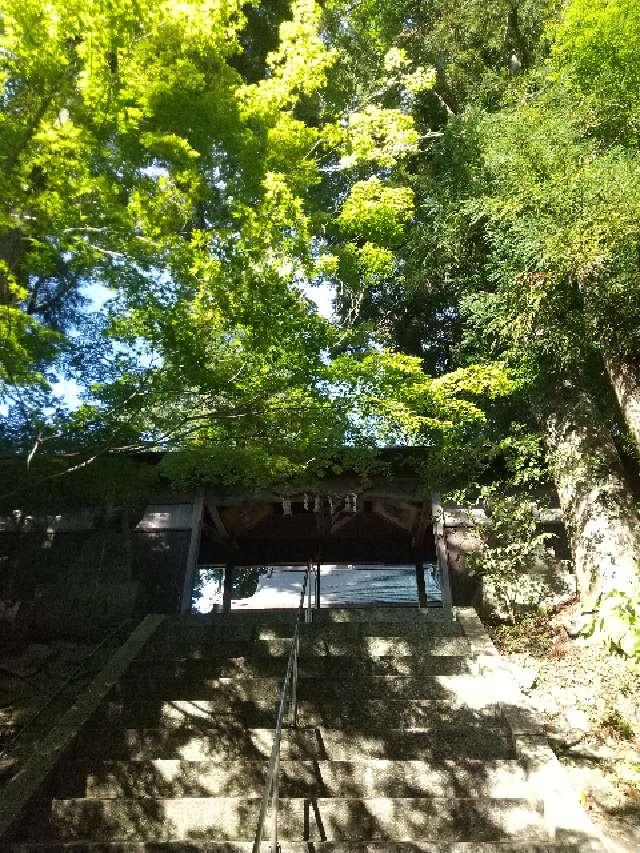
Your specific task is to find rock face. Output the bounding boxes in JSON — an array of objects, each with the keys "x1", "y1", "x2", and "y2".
[
  {"x1": 545, "y1": 384, "x2": 640, "y2": 611},
  {"x1": 2, "y1": 606, "x2": 605, "y2": 851}
]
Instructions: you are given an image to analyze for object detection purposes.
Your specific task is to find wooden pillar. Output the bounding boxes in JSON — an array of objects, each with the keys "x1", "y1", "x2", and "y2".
[
  {"x1": 415, "y1": 559, "x2": 427, "y2": 608},
  {"x1": 413, "y1": 501, "x2": 430, "y2": 609},
  {"x1": 180, "y1": 487, "x2": 205, "y2": 615},
  {"x1": 432, "y1": 492, "x2": 453, "y2": 613},
  {"x1": 222, "y1": 563, "x2": 234, "y2": 615},
  {"x1": 315, "y1": 560, "x2": 321, "y2": 609}
]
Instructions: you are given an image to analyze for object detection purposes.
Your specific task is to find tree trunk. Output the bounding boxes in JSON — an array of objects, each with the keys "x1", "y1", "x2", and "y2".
[
  {"x1": 605, "y1": 357, "x2": 640, "y2": 450},
  {"x1": 0, "y1": 229, "x2": 25, "y2": 306},
  {"x1": 544, "y1": 381, "x2": 640, "y2": 612}
]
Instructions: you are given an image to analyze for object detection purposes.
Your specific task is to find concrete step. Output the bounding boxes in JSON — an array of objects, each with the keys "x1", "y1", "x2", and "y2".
[
  {"x1": 144, "y1": 636, "x2": 471, "y2": 659},
  {"x1": 84, "y1": 724, "x2": 514, "y2": 762},
  {"x1": 4, "y1": 842, "x2": 598, "y2": 853},
  {"x1": 84, "y1": 758, "x2": 530, "y2": 799},
  {"x1": 157, "y1": 622, "x2": 463, "y2": 644},
  {"x1": 125, "y1": 656, "x2": 471, "y2": 683},
  {"x1": 49, "y1": 796, "x2": 546, "y2": 842}
]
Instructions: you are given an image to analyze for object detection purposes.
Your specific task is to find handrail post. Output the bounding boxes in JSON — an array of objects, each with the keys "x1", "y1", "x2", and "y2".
[
  {"x1": 306, "y1": 561, "x2": 312, "y2": 623},
  {"x1": 253, "y1": 563, "x2": 310, "y2": 853},
  {"x1": 432, "y1": 492, "x2": 453, "y2": 613},
  {"x1": 270, "y1": 742, "x2": 280, "y2": 853},
  {"x1": 289, "y1": 629, "x2": 299, "y2": 726}
]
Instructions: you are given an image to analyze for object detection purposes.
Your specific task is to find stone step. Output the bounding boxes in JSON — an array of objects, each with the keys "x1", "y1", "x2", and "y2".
[
  {"x1": 172, "y1": 609, "x2": 300, "y2": 624},
  {"x1": 84, "y1": 724, "x2": 514, "y2": 762},
  {"x1": 169, "y1": 608, "x2": 452, "y2": 627},
  {"x1": 118, "y1": 671, "x2": 478, "y2": 702},
  {"x1": 125, "y1": 655, "x2": 471, "y2": 682},
  {"x1": 110, "y1": 673, "x2": 507, "y2": 711},
  {"x1": 310, "y1": 607, "x2": 452, "y2": 623},
  {"x1": 4, "y1": 842, "x2": 596, "y2": 853},
  {"x1": 100, "y1": 694, "x2": 503, "y2": 730},
  {"x1": 143, "y1": 636, "x2": 471, "y2": 659},
  {"x1": 157, "y1": 622, "x2": 463, "y2": 644},
  {"x1": 298, "y1": 699, "x2": 506, "y2": 729},
  {"x1": 49, "y1": 796, "x2": 546, "y2": 842},
  {"x1": 84, "y1": 758, "x2": 530, "y2": 799}
]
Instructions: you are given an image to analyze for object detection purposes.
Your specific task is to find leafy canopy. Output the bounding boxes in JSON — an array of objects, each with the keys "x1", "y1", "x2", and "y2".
[{"x1": 0, "y1": 0, "x2": 517, "y2": 497}]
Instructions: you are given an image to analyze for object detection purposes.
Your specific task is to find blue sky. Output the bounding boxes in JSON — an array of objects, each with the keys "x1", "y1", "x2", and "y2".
[
  {"x1": 0, "y1": 279, "x2": 337, "y2": 417},
  {"x1": 49, "y1": 282, "x2": 114, "y2": 410},
  {"x1": 49, "y1": 279, "x2": 336, "y2": 410},
  {"x1": 304, "y1": 280, "x2": 336, "y2": 319}
]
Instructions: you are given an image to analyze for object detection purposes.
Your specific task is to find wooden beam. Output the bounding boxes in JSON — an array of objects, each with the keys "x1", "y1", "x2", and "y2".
[
  {"x1": 207, "y1": 501, "x2": 230, "y2": 542},
  {"x1": 432, "y1": 492, "x2": 452, "y2": 612},
  {"x1": 205, "y1": 480, "x2": 428, "y2": 506},
  {"x1": 415, "y1": 559, "x2": 427, "y2": 608},
  {"x1": 330, "y1": 503, "x2": 364, "y2": 534},
  {"x1": 412, "y1": 501, "x2": 431, "y2": 549},
  {"x1": 180, "y1": 488, "x2": 205, "y2": 615},
  {"x1": 371, "y1": 500, "x2": 414, "y2": 533},
  {"x1": 222, "y1": 502, "x2": 273, "y2": 537},
  {"x1": 204, "y1": 500, "x2": 269, "y2": 551},
  {"x1": 315, "y1": 500, "x2": 330, "y2": 539},
  {"x1": 387, "y1": 498, "x2": 420, "y2": 517},
  {"x1": 222, "y1": 563, "x2": 234, "y2": 615}
]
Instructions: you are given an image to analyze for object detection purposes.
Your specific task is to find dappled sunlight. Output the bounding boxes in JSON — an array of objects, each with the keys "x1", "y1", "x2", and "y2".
[
  {"x1": 3, "y1": 0, "x2": 638, "y2": 849},
  {"x1": 7, "y1": 605, "x2": 603, "y2": 850}
]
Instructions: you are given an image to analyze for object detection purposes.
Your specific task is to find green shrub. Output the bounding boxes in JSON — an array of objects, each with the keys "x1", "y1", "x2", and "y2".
[
  {"x1": 466, "y1": 490, "x2": 555, "y2": 624},
  {"x1": 598, "y1": 591, "x2": 640, "y2": 663}
]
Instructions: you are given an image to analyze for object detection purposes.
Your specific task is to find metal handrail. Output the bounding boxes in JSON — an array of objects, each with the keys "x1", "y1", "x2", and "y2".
[{"x1": 252, "y1": 562, "x2": 313, "y2": 853}]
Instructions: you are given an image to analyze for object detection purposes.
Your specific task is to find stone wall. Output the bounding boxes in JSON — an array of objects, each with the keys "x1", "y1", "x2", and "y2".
[
  {"x1": 442, "y1": 506, "x2": 576, "y2": 617},
  {"x1": 0, "y1": 499, "x2": 196, "y2": 640}
]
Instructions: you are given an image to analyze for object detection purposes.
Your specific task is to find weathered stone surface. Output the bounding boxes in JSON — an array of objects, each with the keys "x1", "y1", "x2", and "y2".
[
  {"x1": 85, "y1": 757, "x2": 530, "y2": 800},
  {"x1": 0, "y1": 644, "x2": 55, "y2": 678},
  {"x1": 50, "y1": 796, "x2": 547, "y2": 842},
  {"x1": 0, "y1": 615, "x2": 165, "y2": 841},
  {"x1": 94, "y1": 723, "x2": 515, "y2": 763},
  {"x1": 0, "y1": 757, "x2": 18, "y2": 781},
  {"x1": 146, "y1": 636, "x2": 471, "y2": 659},
  {"x1": 128, "y1": 653, "x2": 471, "y2": 680},
  {"x1": 3, "y1": 606, "x2": 603, "y2": 853},
  {"x1": 515, "y1": 737, "x2": 604, "y2": 849},
  {"x1": 99, "y1": 693, "x2": 506, "y2": 731},
  {"x1": 119, "y1": 671, "x2": 489, "y2": 703},
  {"x1": 5, "y1": 841, "x2": 598, "y2": 852},
  {"x1": 159, "y1": 622, "x2": 464, "y2": 644}
]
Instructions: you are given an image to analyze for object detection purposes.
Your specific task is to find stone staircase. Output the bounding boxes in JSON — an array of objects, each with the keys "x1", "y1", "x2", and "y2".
[{"x1": 4, "y1": 606, "x2": 604, "y2": 851}]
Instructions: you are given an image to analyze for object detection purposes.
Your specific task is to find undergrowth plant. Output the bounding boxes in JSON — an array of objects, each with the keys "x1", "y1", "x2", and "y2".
[
  {"x1": 466, "y1": 489, "x2": 555, "y2": 624},
  {"x1": 598, "y1": 590, "x2": 640, "y2": 664}
]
